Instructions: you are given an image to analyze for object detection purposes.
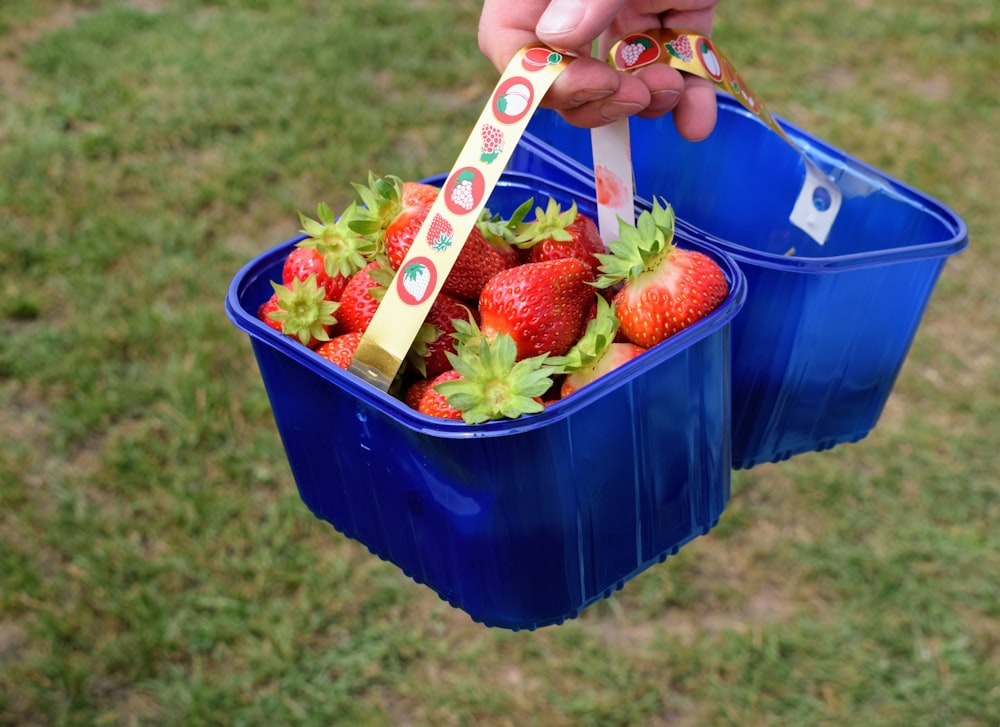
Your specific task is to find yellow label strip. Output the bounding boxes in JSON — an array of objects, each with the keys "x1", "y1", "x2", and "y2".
[
  {"x1": 347, "y1": 46, "x2": 575, "y2": 392},
  {"x1": 606, "y1": 29, "x2": 842, "y2": 244}
]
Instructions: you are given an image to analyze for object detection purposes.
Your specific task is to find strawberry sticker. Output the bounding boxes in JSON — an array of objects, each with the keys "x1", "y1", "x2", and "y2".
[
  {"x1": 492, "y1": 77, "x2": 534, "y2": 123},
  {"x1": 397, "y1": 256, "x2": 437, "y2": 306},
  {"x1": 445, "y1": 167, "x2": 485, "y2": 215},
  {"x1": 615, "y1": 34, "x2": 659, "y2": 69},
  {"x1": 521, "y1": 47, "x2": 563, "y2": 72},
  {"x1": 480, "y1": 123, "x2": 505, "y2": 164},
  {"x1": 696, "y1": 38, "x2": 723, "y2": 81},
  {"x1": 426, "y1": 213, "x2": 454, "y2": 252}
]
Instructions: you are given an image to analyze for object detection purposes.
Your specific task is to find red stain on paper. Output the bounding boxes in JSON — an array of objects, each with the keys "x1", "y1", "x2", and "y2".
[{"x1": 595, "y1": 164, "x2": 629, "y2": 208}]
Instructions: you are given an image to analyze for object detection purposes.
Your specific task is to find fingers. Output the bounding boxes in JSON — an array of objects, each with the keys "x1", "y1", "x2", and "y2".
[
  {"x1": 535, "y1": 0, "x2": 626, "y2": 52},
  {"x1": 478, "y1": 0, "x2": 554, "y2": 71},
  {"x1": 478, "y1": 0, "x2": 720, "y2": 136},
  {"x1": 543, "y1": 61, "x2": 652, "y2": 128},
  {"x1": 667, "y1": 74, "x2": 717, "y2": 141}
]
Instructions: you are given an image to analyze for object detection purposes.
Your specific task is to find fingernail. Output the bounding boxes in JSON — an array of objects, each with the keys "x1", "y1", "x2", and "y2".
[
  {"x1": 599, "y1": 100, "x2": 645, "y2": 122},
  {"x1": 537, "y1": 0, "x2": 586, "y2": 35}
]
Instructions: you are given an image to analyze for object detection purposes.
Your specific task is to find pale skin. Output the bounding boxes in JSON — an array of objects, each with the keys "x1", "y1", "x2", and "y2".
[{"x1": 478, "y1": 0, "x2": 719, "y2": 138}]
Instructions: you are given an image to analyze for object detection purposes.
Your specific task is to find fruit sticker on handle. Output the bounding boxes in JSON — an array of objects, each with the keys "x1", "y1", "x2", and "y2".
[
  {"x1": 347, "y1": 46, "x2": 575, "y2": 392},
  {"x1": 606, "y1": 28, "x2": 842, "y2": 245}
]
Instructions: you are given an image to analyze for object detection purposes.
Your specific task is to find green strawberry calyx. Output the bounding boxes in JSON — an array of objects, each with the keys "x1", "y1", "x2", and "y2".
[
  {"x1": 477, "y1": 197, "x2": 535, "y2": 244},
  {"x1": 347, "y1": 172, "x2": 406, "y2": 248},
  {"x1": 549, "y1": 295, "x2": 619, "y2": 374},
  {"x1": 267, "y1": 275, "x2": 339, "y2": 346},
  {"x1": 434, "y1": 334, "x2": 558, "y2": 424},
  {"x1": 513, "y1": 197, "x2": 577, "y2": 247},
  {"x1": 593, "y1": 197, "x2": 676, "y2": 289},
  {"x1": 297, "y1": 201, "x2": 376, "y2": 280}
]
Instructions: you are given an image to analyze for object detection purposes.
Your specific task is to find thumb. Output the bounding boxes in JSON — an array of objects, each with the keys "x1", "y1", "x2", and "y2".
[{"x1": 535, "y1": 0, "x2": 625, "y2": 52}]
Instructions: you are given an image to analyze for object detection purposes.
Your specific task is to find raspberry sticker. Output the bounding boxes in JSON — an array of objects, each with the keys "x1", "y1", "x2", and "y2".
[
  {"x1": 665, "y1": 34, "x2": 694, "y2": 62},
  {"x1": 480, "y1": 123, "x2": 505, "y2": 164}
]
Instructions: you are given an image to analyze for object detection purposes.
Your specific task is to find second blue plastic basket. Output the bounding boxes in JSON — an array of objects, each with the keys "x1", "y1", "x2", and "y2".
[{"x1": 509, "y1": 96, "x2": 969, "y2": 468}]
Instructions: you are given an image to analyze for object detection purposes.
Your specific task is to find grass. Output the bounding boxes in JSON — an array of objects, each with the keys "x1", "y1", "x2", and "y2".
[{"x1": 1, "y1": 0, "x2": 998, "y2": 725}]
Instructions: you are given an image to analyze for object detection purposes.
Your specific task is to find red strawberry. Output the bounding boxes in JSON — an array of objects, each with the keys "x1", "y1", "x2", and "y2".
[
  {"x1": 551, "y1": 296, "x2": 647, "y2": 398},
  {"x1": 291, "y1": 202, "x2": 375, "y2": 301},
  {"x1": 350, "y1": 174, "x2": 515, "y2": 301},
  {"x1": 315, "y1": 330, "x2": 363, "y2": 369},
  {"x1": 594, "y1": 198, "x2": 729, "y2": 348},
  {"x1": 282, "y1": 246, "x2": 338, "y2": 298},
  {"x1": 350, "y1": 174, "x2": 432, "y2": 267},
  {"x1": 261, "y1": 275, "x2": 339, "y2": 348},
  {"x1": 417, "y1": 369, "x2": 465, "y2": 420},
  {"x1": 477, "y1": 199, "x2": 533, "y2": 269},
  {"x1": 514, "y1": 198, "x2": 607, "y2": 275},
  {"x1": 401, "y1": 181, "x2": 439, "y2": 208},
  {"x1": 336, "y1": 258, "x2": 392, "y2": 333},
  {"x1": 257, "y1": 293, "x2": 284, "y2": 334},
  {"x1": 403, "y1": 377, "x2": 435, "y2": 410},
  {"x1": 406, "y1": 292, "x2": 478, "y2": 378},
  {"x1": 478, "y1": 257, "x2": 595, "y2": 360},
  {"x1": 442, "y1": 225, "x2": 515, "y2": 301}
]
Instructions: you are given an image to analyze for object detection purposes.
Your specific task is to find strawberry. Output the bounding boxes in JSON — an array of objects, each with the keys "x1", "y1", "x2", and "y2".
[
  {"x1": 594, "y1": 198, "x2": 729, "y2": 348},
  {"x1": 514, "y1": 198, "x2": 607, "y2": 274},
  {"x1": 417, "y1": 369, "x2": 465, "y2": 420},
  {"x1": 350, "y1": 173, "x2": 432, "y2": 267},
  {"x1": 336, "y1": 257, "x2": 393, "y2": 333},
  {"x1": 350, "y1": 173, "x2": 509, "y2": 300},
  {"x1": 550, "y1": 296, "x2": 647, "y2": 398},
  {"x1": 315, "y1": 330, "x2": 363, "y2": 369},
  {"x1": 262, "y1": 275, "x2": 339, "y2": 348},
  {"x1": 441, "y1": 225, "x2": 515, "y2": 301},
  {"x1": 401, "y1": 181, "x2": 440, "y2": 208},
  {"x1": 257, "y1": 293, "x2": 284, "y2": 335},
  {"x1": 403, "y1": 377, "x2": 435, "y2": 410},
  {"x1": 432, "y1": 334, "x2": 557, "y2": 424},
  {"x1": 405, "y1": 292, "x2": 478, "y2": 378},
  {"x1": 478, "y1": 257, "x2": 595, "y2": 360},
  {"x1": 477, "y1": 200, "x2": 532, "y2": 269},
  {"x1": 291, "y1": 202, "x2": 375, "y2": 301}
]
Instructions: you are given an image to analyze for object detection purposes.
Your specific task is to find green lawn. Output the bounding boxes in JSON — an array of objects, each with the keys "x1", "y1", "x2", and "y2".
[{"x1": 1, "y1": 1, "x2": 997, "y2": 725}]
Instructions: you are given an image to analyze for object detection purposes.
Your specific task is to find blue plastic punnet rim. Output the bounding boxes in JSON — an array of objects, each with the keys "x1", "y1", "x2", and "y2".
[{"x1": 517, "y1": 93, "x2": 969, "y2": 273}]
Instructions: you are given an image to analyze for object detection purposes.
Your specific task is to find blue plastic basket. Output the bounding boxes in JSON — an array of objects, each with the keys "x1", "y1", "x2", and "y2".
[
  {"x1": 510, "y1": 95, "x2": 969, "y2": 468},
  {"x1": 226, "y1": 173, "x2": 747, "y2": 630}
]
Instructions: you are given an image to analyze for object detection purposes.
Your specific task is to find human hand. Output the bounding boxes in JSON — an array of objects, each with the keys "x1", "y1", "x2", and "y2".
[{"x1": 478, "y1": 0, "x2": 718, "y2": 139}]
